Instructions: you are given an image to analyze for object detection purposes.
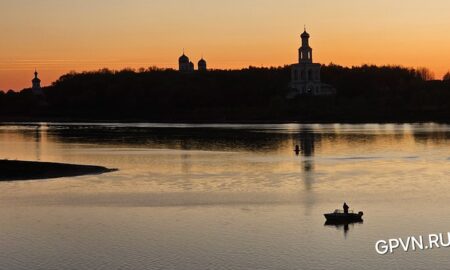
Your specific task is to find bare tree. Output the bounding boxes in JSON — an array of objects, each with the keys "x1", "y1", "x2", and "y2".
[
  {"x1": 416, "y1": 67, "x2": 435, "y2": 81},
  {"x1": 443, "y1": 71, "x2": 450, "y2": 81}
]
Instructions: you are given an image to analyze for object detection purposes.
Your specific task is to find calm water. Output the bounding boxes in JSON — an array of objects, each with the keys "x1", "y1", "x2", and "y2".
[{"x1": 0, "y1": 123, "x2": 449, "y2": 270}]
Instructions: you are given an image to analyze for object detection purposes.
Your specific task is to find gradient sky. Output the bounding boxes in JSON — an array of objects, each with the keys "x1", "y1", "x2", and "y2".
[{"x1": 1, "y1": 0, "x2": 450, "y2": 90}]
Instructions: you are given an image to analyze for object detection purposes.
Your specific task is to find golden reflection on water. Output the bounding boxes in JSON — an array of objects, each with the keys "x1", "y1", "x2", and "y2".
[{"x1": 0, "y1": 123, "x2": 448, "y2": 203}]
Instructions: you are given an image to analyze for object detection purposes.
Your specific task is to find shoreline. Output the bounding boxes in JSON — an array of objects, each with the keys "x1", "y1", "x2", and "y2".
[
  {"x1": 0, "y1": 160, "x2": 117, "y2": 181},
  {"x1": 0, "y1": 116, "x2": 449, "y2": 125}
]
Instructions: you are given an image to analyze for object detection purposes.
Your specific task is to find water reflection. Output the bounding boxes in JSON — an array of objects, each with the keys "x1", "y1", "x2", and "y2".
[
  {"x1": 34, "y1": 125, "x2": 41, "y2": 161},
  {"x1": 2, "y1": 122, "x2": 449, "y2": 154},
  {"x1": 43, "y1": 125, "x2": 290, "y2": 152},
  {"x1": 324, "y1": 220, "x2": 364, "y2": 239},
  {"x1": 297, "y1": 129, "x2": 316, "y2": 157},
  {"x1": 295, "y1": 128, "x2": 319, "y2": 191},
  {"x1": 1, "y1": 123, "x2": 450, "y2": 270},
  {"x1": 0, "y1": 122, "x2": 449, "y2": 196}
]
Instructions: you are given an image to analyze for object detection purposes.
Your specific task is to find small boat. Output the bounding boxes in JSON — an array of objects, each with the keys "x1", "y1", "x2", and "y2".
[{"x1": 324, "y1": 209, "x2": 364, "y2": 223}]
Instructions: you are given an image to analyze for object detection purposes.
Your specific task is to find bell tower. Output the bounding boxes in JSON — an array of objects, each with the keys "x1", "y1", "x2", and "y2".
[
  {"x1": 32, "y1": 70, "x2": 41, "y2": 89},
  {"x1": 299, "y1": 27, "x2": 313, "y2": 64},
  {"x1": 32, "y1": 69, "x2": 43, "y2": 95}
]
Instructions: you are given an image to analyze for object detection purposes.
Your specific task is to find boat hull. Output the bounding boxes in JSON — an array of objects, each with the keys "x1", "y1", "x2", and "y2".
[{"x1": 324, "y1": 212, "x2": 363, "y2": 223}]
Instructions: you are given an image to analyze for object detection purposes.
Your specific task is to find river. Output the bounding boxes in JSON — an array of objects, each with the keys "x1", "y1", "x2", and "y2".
[{"x1": 0, "y1": 123, "x2": 449, "y2": 269}]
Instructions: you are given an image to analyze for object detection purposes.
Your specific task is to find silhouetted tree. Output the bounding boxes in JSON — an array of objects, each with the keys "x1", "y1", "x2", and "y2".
[
  {"x1": 416, "y1": 67, "x2": 435, "y2": 81},
  {"x1": 0, "y1": 65, "x2": 449, "y2": 122},
  {"x1": 443, "y1": 72, "x2": 450, "y2": 81}
]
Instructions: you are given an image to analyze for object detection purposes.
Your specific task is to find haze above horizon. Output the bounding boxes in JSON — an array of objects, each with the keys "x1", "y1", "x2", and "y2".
[{"x1": 1, "y1": 0, "x2": 450, "y2": 90}]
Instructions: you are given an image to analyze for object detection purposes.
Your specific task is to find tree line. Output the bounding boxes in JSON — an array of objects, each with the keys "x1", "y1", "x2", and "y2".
[{"x1": 0, "y1": 64, "x2": 449, "y2": 122}]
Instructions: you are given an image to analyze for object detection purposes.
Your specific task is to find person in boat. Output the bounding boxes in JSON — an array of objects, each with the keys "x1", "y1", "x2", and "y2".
[{"x1": 343, "y1": 202, "x2": 349, "y2": 214}]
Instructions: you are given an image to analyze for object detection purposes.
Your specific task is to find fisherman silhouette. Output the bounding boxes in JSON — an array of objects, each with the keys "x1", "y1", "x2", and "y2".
[
  {"x1": 294, "y1": 145, "x2": 300, "y2": 156},
  {"x1": 343, "y1": 202, "x2": 349, "y2": 214}
]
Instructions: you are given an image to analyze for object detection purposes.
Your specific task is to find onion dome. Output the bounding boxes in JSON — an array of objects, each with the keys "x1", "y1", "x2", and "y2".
[
  {"x1": 301, "y1": 30, "x2": 310, "y2": 39},
  {"x1": 179, "y1": 54, "x2": 189, "y2": 63},
  {"x1": 32, "y1": 70, "x2": 41, "y2": 83}
]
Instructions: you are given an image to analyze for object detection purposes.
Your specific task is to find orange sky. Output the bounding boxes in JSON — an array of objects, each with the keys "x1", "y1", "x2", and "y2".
[{"x1": 1, "y1": 0, "x2": 450, "y2": 90}]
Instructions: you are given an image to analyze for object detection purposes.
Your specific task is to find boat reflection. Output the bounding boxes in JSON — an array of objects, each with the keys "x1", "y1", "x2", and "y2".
[{"x1": 324, "y1": 220, "x2": 364, "y2": 238}]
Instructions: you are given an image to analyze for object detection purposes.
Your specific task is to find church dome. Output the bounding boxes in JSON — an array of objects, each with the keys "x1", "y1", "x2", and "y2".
[
  {"x1": 179, "y1": 54, "x2": 189, "y2": 63},
  {"x1": 198, "y1": 58, "x2": 206, "y2": 65},
  {"x1": 32, "y1": 71, "x2": 41, "y2": 83},
  {"x1": 301, "y1": 30, "x2": 310, "y2": 38},
  {"x1": 198, "y1": 58, "x2": 207, "y2": 71}
]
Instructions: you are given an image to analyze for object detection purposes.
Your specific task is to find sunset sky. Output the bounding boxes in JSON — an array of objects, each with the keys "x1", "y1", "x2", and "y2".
[{"x1": 1, "y1": 0, "x2": 450, "y2": 90}]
